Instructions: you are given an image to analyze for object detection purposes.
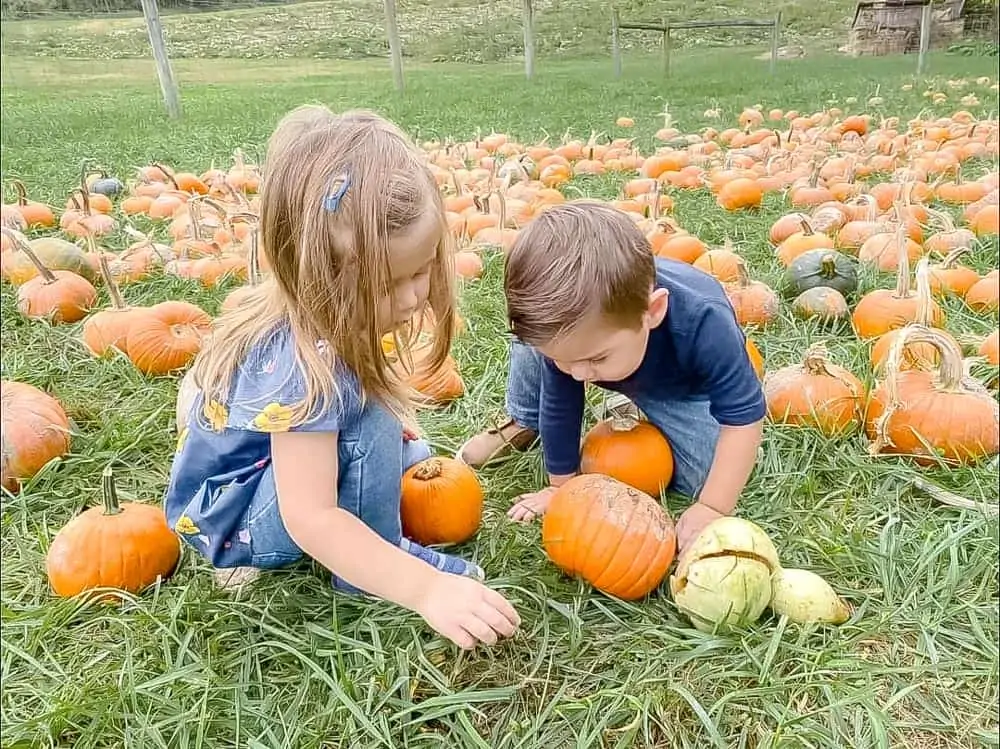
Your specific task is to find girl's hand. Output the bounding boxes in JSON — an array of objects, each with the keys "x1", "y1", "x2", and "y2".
[{"x1": 416, "y1": 573, "x2": 521, "y2": 649}]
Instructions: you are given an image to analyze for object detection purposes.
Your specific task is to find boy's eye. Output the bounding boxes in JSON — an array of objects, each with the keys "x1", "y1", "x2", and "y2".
[{"x1": 591, "y1": 355, "x2": 607, "y2": 364}]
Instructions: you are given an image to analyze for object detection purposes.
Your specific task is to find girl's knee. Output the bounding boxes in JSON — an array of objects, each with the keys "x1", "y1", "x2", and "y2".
[{"x1": 402, "y1": 437, "x2": 433, "y2": 470}]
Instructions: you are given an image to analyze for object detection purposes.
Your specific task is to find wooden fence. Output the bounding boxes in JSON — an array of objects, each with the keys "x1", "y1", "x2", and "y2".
[{"x1": 610, "y1": 11, "x2": 784, "y2": 77}]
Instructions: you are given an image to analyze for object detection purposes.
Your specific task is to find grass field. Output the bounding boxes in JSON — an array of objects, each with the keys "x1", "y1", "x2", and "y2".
[
  {"x1": 0, "y1": 0, "x2": 854, "y2": 63},
  {"x1": 2, "y1": 33, "x2": 1000, "y2": 749}
]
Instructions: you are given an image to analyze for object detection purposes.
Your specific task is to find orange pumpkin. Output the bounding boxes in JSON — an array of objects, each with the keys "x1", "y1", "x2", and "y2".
[
  {"x1": 45, "y1": 466, "x2": 181, "y2": 598},
  {"x1": 869, "y1": 258, "x2": 946, "y2": 372},
  {"x1": 541, "y1": 473, "x2": 677, "y2": 600},
  {"x1": 1, "y1": 380, "x2": 72, "y2": 492},
  {"x1": 9, "y1": 179, "x2": 55, "y2": 228},
  {"x1": 852, "y1": 231, "x2": 943, "y2": 340},
  {"x1": 980, "y1": 329, "x2": 999, "y2": 366},
  {"x1": 3, "y1": 229, "x2": 97, "y2": 323},
  {"x1": 724, "y1": 260, "x2": 779, "y2": 327},
  {"x1": 716, "y1": 177, "x2": 763, "y2": 211},
  {"x1": 865, "y1": 325, "x2": 999, "y2": 465},
  {"x1": 927, "y1": 247, "x2": 981, "y2": 298},
  {"x1": 776, "y1": 218, "x2": 835, "y2": 267},
  {"x1": 126, "y1": 300, "x2": 213, "y2": 375},
  {"x1": 746, "y1": 339, "x2": 764, "y2": 380},
  {"x1": 81, "y1": 254, "x2": 149, "y2": 358},
  {"x1": 763, "y1": 343, "x2": 866, "y2": 436},
  {"x1": 580, "y1": 413, "x2": 674, "y2": 498},
  {"x1": 400, "y1": 457, "x2": 483, "y2": 545},
  {"x1": 693, "y1": 245, "x2": 743, "y2": 282},
  {"x1": 971, "y1": 204, "x2": 998, "y2": 236},
  {"x1": 965, "y1": 270, "x2": 999, "y2": 314}
]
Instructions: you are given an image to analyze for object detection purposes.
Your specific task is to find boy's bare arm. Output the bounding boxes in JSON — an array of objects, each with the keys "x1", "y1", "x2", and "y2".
[{"x1": 697, "y1": 419, "x2": 764, "y2": 515}]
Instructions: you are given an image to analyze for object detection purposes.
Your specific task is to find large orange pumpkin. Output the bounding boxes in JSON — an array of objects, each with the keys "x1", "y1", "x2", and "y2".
[
  {"x1": 400, "y1": 457, "x2": 483, "y2": 545},
  {"x1": 580, "y1": 413, "x2": 674, "y2": 498},
  {"x1": 46, "y1": 466, "x2": 181, "y2": 598},
  {"x1": 1, "y1": 380, "x2": 72, "y2": 492},
  {"x1": 81, "y1": 254, "x2": 148, "y2": 358},
  {"x1": 126, "y1": 300, "x2": 212, "y2": 375},
  {"x1": 542, "y1": 473, "x2": 677, "y2": 600},
  {"x1": 866, "y1": 325, "x2": 1000, "y2": 466},
  {"x1": 763, "y1": 343, "x2": 866, "y2": 436}
]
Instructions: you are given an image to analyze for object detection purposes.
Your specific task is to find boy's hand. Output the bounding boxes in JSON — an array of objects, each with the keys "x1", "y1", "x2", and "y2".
[
  {"x1": 507, "y1": 486, "x2": 558, "y2": 523},
  {"x1": 415, "y1": 573, "x2": 521, "y2": 650},
  {"x1": 676, "y1": 502, "x2": 724, "y2": 551}
]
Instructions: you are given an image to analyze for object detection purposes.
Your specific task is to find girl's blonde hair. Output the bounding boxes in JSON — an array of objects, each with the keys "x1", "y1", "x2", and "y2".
[{"x1": 190, "y1": 105, "x2": 456, "y2": 425}]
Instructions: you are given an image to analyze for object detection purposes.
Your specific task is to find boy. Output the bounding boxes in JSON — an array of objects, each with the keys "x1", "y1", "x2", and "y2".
[{"x1": 457, "y1": 200, "x2": 766, "y2": 550}]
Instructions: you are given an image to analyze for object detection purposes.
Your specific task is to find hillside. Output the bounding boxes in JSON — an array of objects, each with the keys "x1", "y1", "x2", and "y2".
[{"x1": 1, "y1": 0, "x2": 856, "y2": 63}]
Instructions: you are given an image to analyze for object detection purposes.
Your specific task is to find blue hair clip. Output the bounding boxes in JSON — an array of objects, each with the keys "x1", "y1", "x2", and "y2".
[{"x1": 323, "y1": 173, "x2": 351, "y2": 213}]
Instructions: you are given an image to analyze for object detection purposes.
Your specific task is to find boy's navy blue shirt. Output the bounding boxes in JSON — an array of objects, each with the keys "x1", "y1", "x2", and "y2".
[{"x1": 537, "y1": 257, "x2": 766, "y2": 476}]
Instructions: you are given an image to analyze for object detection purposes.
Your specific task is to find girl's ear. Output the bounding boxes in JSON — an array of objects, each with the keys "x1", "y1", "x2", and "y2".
[{"x1": 644, "y1": 288, "x2": 669, "y2": 328}]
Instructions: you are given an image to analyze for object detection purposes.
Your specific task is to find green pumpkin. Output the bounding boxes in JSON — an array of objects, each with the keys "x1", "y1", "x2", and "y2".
[
  {"x1": 792, "y1": 287, "x2": 850, "y2": 323},
  {"x1": 3, "y1": 237, "x2": 95, "y2": 286},
  {"x1": 782, "y1": 249, "x2": 858, "y2": 298}
]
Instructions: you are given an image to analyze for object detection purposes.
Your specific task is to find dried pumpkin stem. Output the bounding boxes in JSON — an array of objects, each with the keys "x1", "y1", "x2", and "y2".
[
  {"x1": 152, "y1": 162, "x2": 180, "y2": 190},
  {"x1": 101, "y1": 465, "x2": 124, "y2": 516},
  {"x1": 734, "y1": 258, "x2": 751, "y2": 288},
  {"x1": 2, "y1": 227, "x2": 56, "y2": 284},
  {"x1": 910, "y1": 475, "x2": 999, "y2": 514},
  {"x1": 246, "y1": 228, "x2": 261, "y2": 287},
  {"x1": 938, "y1": 246, "x2": 970, "y2": 268},
  {"x1": 819, "y1": 253, "x2": 839, "y2": 279},
  {"x1": 891, "y1": 217, "x2": 912, "y2": 299},
  {"x1": 927, "y1": 206, "x2": 958, "y2": 234},
  {"x1": 797, "y1": 217, "x2": 815, "y2": 237},
  {"x1": 913, "y1": 258, "x2": 934, "y2": 326},
  {"x1": 11, "y1": 179, "x2": 29, "y2": 206},
  {"x1": 95, "y1": 252, "x2": 127, "y2": 311},
  {"x1": 801, "y1": 341, "x2": 835, "y2": 376},
  {"x1": 411, "y1": 458, "x2": 443, "y2": 481}
]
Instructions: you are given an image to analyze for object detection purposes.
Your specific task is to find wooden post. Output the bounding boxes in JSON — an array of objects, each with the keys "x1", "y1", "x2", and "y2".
[
  {"x1": 917, "y1": 2, "x2": 932, "y2": 75},
  {"x1": 769, "y1": 10, "x2": 782, "y2": 75},
  {"x1": 611, "y1": 7, "x2": 622, "y2": 78},
  {"x1": 522, "y1": 0, "x2": 535, "y2": 80},
  {"x1": 139, "y1": 0, "x2": 181, "y2": 119},
  {"x1": 662, "y1": 19, "x2": 671, "y2": 77},
  {"x1": 383, "y1": 0, "x2": 404, "y2": 92}
]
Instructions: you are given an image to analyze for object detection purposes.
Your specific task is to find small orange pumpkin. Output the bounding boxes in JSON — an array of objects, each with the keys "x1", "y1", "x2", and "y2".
[
  {"x1": 3, "y1": 229, "x2": 97, "y2": 323},
  {"x1": 763, "y1": 343, "x2": 866, "y2": 436},
  {"x1": 125, "y1": 300, "x2": 213, "y2": 375},
  {"x1": 400, "y1": 457, "x2": 483, "y2": 545},
  {"x1": 45, "y1": 465, "x2": 181, "y2": 598},
  {"x1": 542, "y1": 473, "x2": 677, "y2": 600},
  {"x1": 965, "y1": 270, "x2": 999, "y2": 314},
  {"x1": 580, "y1": 412, "x2": 674, "y2": 498},
  {"x1": 724, "y1": 260, "x2": 779, "y2": 328},
  {"x1": 1, "y1": 380, "x2": 72, "y2": 492}
]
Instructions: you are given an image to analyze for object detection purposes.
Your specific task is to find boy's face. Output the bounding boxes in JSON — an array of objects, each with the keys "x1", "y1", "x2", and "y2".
[{"x1": 537, "y1": 289, "x2": 669, "y2": 383}]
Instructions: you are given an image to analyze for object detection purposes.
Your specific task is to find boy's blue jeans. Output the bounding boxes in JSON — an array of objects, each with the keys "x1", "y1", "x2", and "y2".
[{"x1": 504, "y1": 339, "x2": 720, "y2": 498}]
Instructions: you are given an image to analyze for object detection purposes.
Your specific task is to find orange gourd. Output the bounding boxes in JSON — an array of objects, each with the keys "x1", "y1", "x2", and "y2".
[
  {"x1": 693, "y1": 243, "x2": 743, "y2": 282},
  {"x1": 716, "y1": 177, "x2": 763, "y2": 211},
  {"x1": 126, "y1": 300, "x2": 212, "y2": 375},
  {"x1": 9, "y1": 180, "x2": 55, "y2": 228},
  {"x1": 542, "y1": 474, "x2": 677, "y2": 600},
  {"x1": 400, "y1": 457, "x2": 483, "y2": 545},
  {"x1": 580, "y1": 413, "x2": 674, "y2": 498},
  {"x1": 1, "y1": 380, "x2": 71, "y2": 492},
  {"x1": 763, "y1": 343, "x2": 866, "y2": 436},
  {"x1": 746, "y1": 339, "x2": 764, "y2": 380},
  {"x1": 866, "y1": 325, "x2": 999, "y2": 466},
  {"x1": 979, "y1": 329, "x2": 999, "y2": 366},
  {"x1": 869, "y1": 258, "x2": 948, "y2": 373},
  {"x1": 46, "y1": 466, "x2": 181, "y2": 598}
]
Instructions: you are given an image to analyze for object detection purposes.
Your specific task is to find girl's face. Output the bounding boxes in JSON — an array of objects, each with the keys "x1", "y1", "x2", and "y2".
[{"x1": 378, "y1": 203, "x2": 442, "y2": 332}]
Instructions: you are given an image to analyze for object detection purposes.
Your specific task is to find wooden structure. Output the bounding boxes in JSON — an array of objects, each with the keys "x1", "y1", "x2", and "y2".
[
  {"x1": 611, "y1": 12, "x2": 783, "y2": 78},
  {"x1": 847, "y1": 0, "x2": 966, "y2": 56},
  {"x1": 140, "y1": 0, "x2": 182, "y2": 118}
]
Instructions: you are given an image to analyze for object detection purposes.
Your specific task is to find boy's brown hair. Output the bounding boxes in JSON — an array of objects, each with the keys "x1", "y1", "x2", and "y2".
[{"x1": 504, "y1": 200, "x2": 655, "y2": 346}]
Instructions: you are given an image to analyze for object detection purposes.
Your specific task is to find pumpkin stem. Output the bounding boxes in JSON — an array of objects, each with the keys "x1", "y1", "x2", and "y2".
[
  {"x1": 938, "y1": 246, "x2": 970, "y2": 269},
  {"x1": 246, "y1": 227, "x2": 261, "y2": 287},
  {"x1": 95, "y1": 251, "x2": 128, "y2": 311},
  {"x1": 891, "y1": 207, "x2": 912, "y2": 300},
  {"x1": 411, "y1": 458, "x2": 443, "y2": 481},
  {"x1": 11, "y1": 179, "x2": 29, "y2": 207},
  {"x1": 649, "y1": 181, "x2": 661, "y2": 221},
  {"x1": 926, "y1": 206, "x2": 957, "y2": 234},
  {"x1": 733, "y1": 257, "x2": 751, "y2": 288},
  {"x1": 818, "y1": 252, "x2": 839, "y2": 279},
  {"x1": 101, "y1": 465, "x2": 124, "y2": 516},
  {"x1": 913, "y1": 258, "x2": 935, "y2": 327},
  {"x1": 797, "y1": 217, "x2": 815, "y2": 237},
  {"x1": 801, "y1": 341, "x2": 835, "y2": 376},
  {"x1": 152, "y1": 162, "x2": 180, "y2": 191},
  {"x1": 2, "y1": 227, "x2": 56, "y2": 284}
]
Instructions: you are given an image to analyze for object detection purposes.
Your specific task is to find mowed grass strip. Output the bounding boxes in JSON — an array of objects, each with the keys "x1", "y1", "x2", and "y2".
[{"x1": 1, "y1": 46, "x2": 998, "y2": 748}]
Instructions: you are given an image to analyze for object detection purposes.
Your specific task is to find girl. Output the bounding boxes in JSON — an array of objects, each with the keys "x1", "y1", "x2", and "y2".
[{"x1": 166, "y1": 105, "x2": 520, "y2": 650}]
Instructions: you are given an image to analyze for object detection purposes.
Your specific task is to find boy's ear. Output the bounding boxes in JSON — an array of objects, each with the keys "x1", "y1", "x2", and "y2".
[{"x1": 645, "y1": 288, "x2": 669, "y2": 327}]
